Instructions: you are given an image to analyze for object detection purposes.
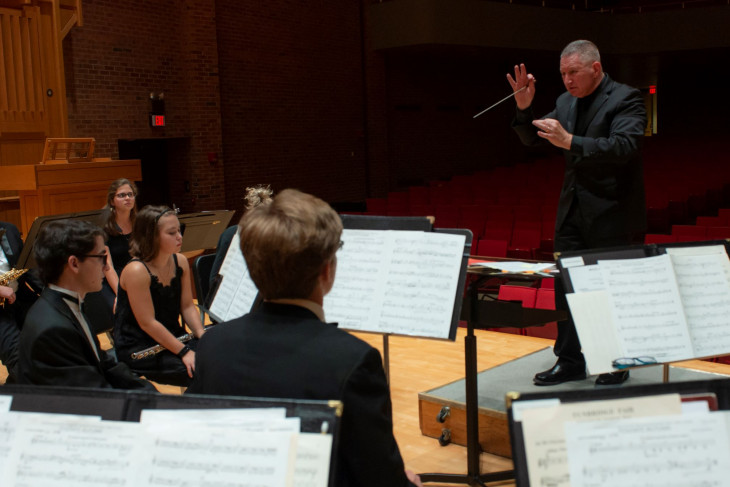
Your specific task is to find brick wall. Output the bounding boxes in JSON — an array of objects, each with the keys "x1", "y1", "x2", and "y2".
[
  {"x1": 215, "y1": 1, "x2": 369, "y2": 209},
  {"x1": 63, "y1": 0, "x2": 224, "y2": 212}
]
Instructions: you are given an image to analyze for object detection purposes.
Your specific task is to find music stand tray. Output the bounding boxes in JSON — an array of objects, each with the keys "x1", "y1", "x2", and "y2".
[
  {"x1": 178, "y1": 210, "x2": 235, "y2": 253},
  {"x1": 17, "y1": 209, "x2": 106, "y2": 269}
]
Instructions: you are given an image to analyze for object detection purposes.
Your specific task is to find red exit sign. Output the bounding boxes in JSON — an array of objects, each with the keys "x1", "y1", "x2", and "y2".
[{"x1": 150, "y1": 114, "x2": 166, "y2": 127}]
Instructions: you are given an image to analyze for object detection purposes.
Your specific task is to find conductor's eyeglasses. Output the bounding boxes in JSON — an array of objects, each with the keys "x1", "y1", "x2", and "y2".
[{"x1": 115, "y1": 192, "x2": 135, "y2": 199}]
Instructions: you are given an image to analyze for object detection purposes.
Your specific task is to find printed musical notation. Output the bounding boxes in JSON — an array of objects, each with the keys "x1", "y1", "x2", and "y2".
[
  {"x1": 520, "y1": 395, "x2": 684, "y2": 487},
  {"x1": 210, "y1": 232, "x2": 260, "y2": 322},
  {"x1": 324, "y1": 229, "x2": 466, "y2": 338},
  {"x1": 2, "y1": 414, "x2": 136, "y2": 487},
  {"x1": 563, "y1": 244, "x2": 730, "y2": 374},
  {"x1": 0, "y1": 407, "x2": 333, "y2": 487},
  {"x1": 565, "y1": 411, "x2": 730, "y2": 487}
]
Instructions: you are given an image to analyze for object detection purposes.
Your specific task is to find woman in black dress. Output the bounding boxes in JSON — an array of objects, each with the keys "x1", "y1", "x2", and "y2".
[
  {"x1": 103, "y1": 178, "x2": 138, "y2": 297},
  {"x1": 83, "y1": 179, "x2": 139, "y2": 334},
  {"x1": 113, "y1": 205, "x2": 206, "y2": 387}
]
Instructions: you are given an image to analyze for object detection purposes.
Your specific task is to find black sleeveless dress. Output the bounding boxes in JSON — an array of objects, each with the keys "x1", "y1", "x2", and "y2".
[{"x1": 113, "y1": 254, "x2": 196, "y2": 387}]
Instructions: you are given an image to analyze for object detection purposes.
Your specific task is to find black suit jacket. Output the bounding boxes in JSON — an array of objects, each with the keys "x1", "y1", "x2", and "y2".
[
  {"x1": 0, "y1": 222, "x2": 41, "y2": 379},
  {"x1": 0, "y1": 221, "x2": 42, "y2": 303},
  {"x1": 513, "y1": 74, "x2": 647, "y2": 240},
  {"x1": 188, "y1": 302, "x2": 414, "y2": 487},
  {"x1": 18, "y1": 287, "x2": 152, "y2": 390},
  {"x1": 0, "y1": 221, "x2": 22, "y2": 266}
]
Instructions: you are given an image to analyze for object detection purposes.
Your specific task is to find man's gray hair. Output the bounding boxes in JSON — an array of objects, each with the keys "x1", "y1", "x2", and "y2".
[{"x1": 561, "y1": 40, "x2": 601, "y2": 64}]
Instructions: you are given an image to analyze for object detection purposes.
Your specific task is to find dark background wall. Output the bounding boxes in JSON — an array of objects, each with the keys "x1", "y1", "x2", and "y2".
[{"x1": 62, "y1": 0, "x2": 730, "y2": 212}]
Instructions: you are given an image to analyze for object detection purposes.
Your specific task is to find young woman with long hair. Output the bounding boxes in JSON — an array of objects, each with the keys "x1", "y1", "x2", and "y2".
[{"x1": 113, "y1": 205, "x2": 205, "y2": 387}]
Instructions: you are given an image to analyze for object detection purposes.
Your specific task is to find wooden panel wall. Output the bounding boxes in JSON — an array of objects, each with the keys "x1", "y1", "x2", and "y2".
[
  {"x1": 0, "y1": 1, "x2": 80, "y2": 229},
  {"x1": 0, "y1": 6, "x2": 48, "y2": 136}
]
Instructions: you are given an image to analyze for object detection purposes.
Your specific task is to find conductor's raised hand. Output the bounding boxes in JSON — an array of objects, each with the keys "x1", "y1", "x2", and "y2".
[{"x1": 506, "y1": 63, "x2": 536, "y2": 110}]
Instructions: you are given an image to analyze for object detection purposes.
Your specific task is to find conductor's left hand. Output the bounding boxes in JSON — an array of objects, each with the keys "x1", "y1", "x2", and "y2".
[{"x1": 532, "y1": 118, "x2": 573, "y2": 150}]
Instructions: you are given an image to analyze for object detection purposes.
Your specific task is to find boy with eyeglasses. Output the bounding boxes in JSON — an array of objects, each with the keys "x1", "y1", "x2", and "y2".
[{"x1": 17, "y1": 219, "x2": 152, "y2": 389}]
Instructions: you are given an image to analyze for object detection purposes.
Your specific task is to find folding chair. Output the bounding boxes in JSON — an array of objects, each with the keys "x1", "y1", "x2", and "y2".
[{"x1": 192, "y1": 253, "x2": 216, "y2": 324}]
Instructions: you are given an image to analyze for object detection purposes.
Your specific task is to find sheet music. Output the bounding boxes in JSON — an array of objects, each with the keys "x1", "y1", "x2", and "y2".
[
  {"x1": 666, "y1": 246, "x2": 730, "y2": 357},
  {"x1": 146, "y1": 417, "x2": 301, "y2": 435},
  {"x1": 136, "y1": 428, "x2": 296, "y2": 487},
  {"x1": 293, "y1": 433, "x2": 333, "y2": 487},
  {"x1": 1, "y1": 408, "x2": 332, "y2": 487},
  {"x1": 210, "y1": 232, "x2": 259, "y2": 321},
  {"x1": 2, "y1": 415, "x2": 138, "y2": 487},
  {"x1": 140, "y1": 407, "x2": 287, "y2": 424},
  {"x1": 0, "y1": 412, "x2": 22, "y2": 476},
  {"x1": 565, "y1": 291, "x2": 622, "y2": 374},
  {"x1": 666, "y1": 244, "x2": 730, "y2": 283},
  {"x1": 566, "y1": 264, "x2": 606, "y2": 293},
  {"x1": 599, "y1": 254, "x2": 694, "y2": 362},
  {"x1": 520, "y1": 394, "x2": 683, "y2": 487},
  {"x1": 141, "y1": 409, "x2": 328, "y2": 487},
  {"x1": 0, "y1": 395, "x2": 11, "y2": 411},
  {"x1": 324, "y1": 229, "x2": 465, "y2": 338},
  {"x1": 565, "y1": 411, "x2": 730, "y2": 487}
]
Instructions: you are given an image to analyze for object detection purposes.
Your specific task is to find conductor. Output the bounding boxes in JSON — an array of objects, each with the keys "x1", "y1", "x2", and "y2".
[{"x1": 508, "y1": 40, "x2": 647, "y2": 386}]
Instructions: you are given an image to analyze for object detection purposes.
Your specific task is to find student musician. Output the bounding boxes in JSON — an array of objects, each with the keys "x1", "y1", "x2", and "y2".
[
  {"x1": 113, "y1": 206, "x2": 205, "y2": 387},
  {"x1": 0, "y1": 221, "x2": 41, "y2": 383},
  {"x1": 188, "y1": 189, "x2": 422, "y2": 487},
  {"x1": 17, "y1": 219, "x2": 151, "y2": 389},
  {"x1": 102, "y1": 178, "x2": 139, "y2": 299},
  {"x1": 83, "y1": 178, "x2": 139, "y2": 334}
]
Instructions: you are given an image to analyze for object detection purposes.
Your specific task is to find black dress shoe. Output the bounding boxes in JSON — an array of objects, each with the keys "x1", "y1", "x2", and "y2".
[
  {"x1": 533, "y1": 362, "x2": 587, "y2": 386},
  {"x1": 595, "y1": 370, "x2": 630, "y2": 385}
]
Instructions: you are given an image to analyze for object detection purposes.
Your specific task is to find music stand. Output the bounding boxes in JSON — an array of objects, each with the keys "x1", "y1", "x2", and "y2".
[
  {"x1": 420, "y1": 266, "x2": 564, "y2": 486},
  {"x1": 0, "y1": 385, "x2": 342, "y2": 487},
  {"x1": 178, "y1": 210, "x2": 235, "y2": 253},
  {"x1": 507, "y1": 378, "x2": 730, "y2": 486},
  {"x1": 16, "y1": 209, "x2": 106, "y2": 269},
  {"x1": 336, "y1": 215, "x2": 469, "y2": 384}
]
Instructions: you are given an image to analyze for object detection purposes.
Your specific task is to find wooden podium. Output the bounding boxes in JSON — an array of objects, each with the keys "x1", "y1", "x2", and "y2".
[{"x1": 0, "y1": 145, "x2": 142, "y2": 235}]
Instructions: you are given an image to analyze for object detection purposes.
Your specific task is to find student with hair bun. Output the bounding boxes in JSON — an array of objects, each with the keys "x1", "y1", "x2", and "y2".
[{"x1": 113, "y1": 205, "x2": 205, "y2": 387}]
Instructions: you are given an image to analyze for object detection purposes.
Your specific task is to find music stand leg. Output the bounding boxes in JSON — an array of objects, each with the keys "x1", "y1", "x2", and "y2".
[
  {"x1": 420, "y1": 277, "x2": 514, "y2": 485},
  {"x1": 383, "y1": 334, "x2": 390, "y2": 385}
]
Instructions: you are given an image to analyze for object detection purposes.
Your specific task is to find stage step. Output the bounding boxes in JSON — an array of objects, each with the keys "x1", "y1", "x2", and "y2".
[{"x1": 418, "y1": 347, "x2": 730, "y2": 458}]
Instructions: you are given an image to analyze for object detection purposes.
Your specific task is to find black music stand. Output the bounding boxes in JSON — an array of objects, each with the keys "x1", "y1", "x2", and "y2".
[
  {"x1": 420, "y1": 268, "x2": 565, "y2": 486},
  {"x1": 0, "y1": 385, "x2": 342, "y2": 487},
  {"x1": 507, "y1": 378, "x2": 730, "y2": 487},
  {"x1": 178, "y1": 210, "x2": 235, "y2": 252},
  {"x1": 556, "y1": 239, "x2": 730, "y2": 380},
  {"x1": 16, "y1": 209, "x2": 106, "y2": 269},
  {"x1": 339, "y1": 214, "x2": 440, "y2": 382}
]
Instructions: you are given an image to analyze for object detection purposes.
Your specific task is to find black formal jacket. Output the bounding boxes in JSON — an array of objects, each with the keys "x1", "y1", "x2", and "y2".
[
  {"x1": 0, "y1": 222, "x2": 41, "y2": 379},
  {"x1": 512, "y1": 74, "x2": 647, "y2": 240},
  {"x1": 188, "y1": 302, "x2": 415, "y2": 487},
  {"x1": 18, "y1": 287, "x2": 152, "y2": 390},
  {"x1": 0, "y1": 221, "x2": 22, "y2": 265},
  {"x1": 0, "y1": 221, "x2": 42, "y2": 302}
]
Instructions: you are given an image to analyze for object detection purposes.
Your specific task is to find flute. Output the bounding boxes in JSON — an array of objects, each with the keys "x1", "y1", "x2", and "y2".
[{"x1": 130, "y1": 332, "x2": 194, "y2": 360}]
